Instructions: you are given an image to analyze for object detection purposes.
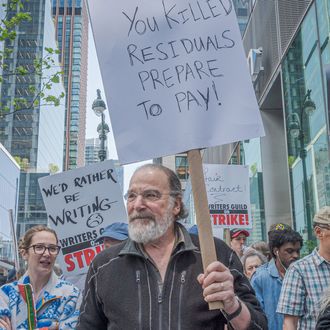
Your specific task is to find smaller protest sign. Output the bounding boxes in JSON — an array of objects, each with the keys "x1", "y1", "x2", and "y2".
[
  {"x1": 38, "y1": 160, "x2": 127, "y2": 277},
  {"x1": 203, "y1": 164, "x2": 251, "y2": 229}
]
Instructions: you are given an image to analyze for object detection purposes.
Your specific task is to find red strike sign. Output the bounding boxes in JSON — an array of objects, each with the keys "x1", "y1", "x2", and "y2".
[
  {"x1": 212, "y1": 213, "x2": 249, "y2": 226},
  {"x1": 64, "y1": 245, "x2": 105, "y2": 272}
]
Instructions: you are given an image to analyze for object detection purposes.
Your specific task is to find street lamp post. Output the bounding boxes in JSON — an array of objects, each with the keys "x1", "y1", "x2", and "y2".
[
  {"x1": 288, "y1": 89, "x2": 316, "y2": 241},
  {"x1": 92, "y1": 89, "x2": 109, "y2": 162}
]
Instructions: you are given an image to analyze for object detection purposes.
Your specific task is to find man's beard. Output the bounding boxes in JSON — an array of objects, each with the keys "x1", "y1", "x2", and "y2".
[{"x1": 128, "y1": 201, "x2": 175, "y2": 244}]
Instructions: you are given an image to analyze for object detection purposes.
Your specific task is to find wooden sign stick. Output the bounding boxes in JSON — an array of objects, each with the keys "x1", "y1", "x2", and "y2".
[{"x1": 187, "y1": 149, "x2": 224, "y2": 310}]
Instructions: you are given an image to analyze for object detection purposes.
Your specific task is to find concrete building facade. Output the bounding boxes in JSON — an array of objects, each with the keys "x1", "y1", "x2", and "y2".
[{"x1": 205, "y1": 0, "x2": 330, "y2": 242}]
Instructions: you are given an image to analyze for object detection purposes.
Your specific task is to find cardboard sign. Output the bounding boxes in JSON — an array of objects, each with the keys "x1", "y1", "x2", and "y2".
[
  {"x1": 88, "y1": 0, "x2": 265, "y2": 164},
  {"x1": 38, "y1": 160, "x2": 127, "y2": 276},
  {"x1": 203, "y1": 164, "x2": 252, "y2": 229}
]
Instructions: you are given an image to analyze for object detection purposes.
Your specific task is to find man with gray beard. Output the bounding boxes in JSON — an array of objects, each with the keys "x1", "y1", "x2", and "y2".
[{"x1": 77, "y1": 164, "x2": 267, "y2": 330}]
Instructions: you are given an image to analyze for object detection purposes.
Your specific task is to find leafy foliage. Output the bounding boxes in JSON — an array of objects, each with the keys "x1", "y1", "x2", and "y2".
[
  {"x1": 0, "y1": 0, "x2": 65, "y2": 117},
  {"x1": 250, "y1": 162, "x2": 258, "y2": 177},
  {"x1": 305, "y1": 239, "x2": 317, "y2": 254},
  {"x1": 48, "y1": 163, "x2": 59, "y2": 174},
  {"x1": 288, "y1": 155, "x2": 296, "y2": 168},
  {"x1": 13, "y1": 155, "x2": 29, "y2": 171}
]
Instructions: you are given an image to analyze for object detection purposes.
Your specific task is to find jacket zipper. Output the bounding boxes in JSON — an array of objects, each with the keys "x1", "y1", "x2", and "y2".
[
  {"x1": 136, "y1": 270, "x2": 142, "y2": 330},
  {"x1": 158, "y1": 280, "x2": 163, "y2": 330},
  {"x1": 178, "y1": 271, "x2": 186, "y2": 330}
]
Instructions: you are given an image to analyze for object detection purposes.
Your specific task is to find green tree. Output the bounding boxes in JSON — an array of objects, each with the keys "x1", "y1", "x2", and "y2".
[
  {"x1": 288, "y1": 155, "x2": 296, "y2": 168},
  {"x1": 250, "y1": 162, "x2": 258, "y2": 177},
  {"x1": 301, "y1": 239, "x2": 318, "y2": 257},
  {"x1": 48, "y1": 163, "x2": 59, "y2": 174},
  {"x1": 0, "y1": 0, "x2": 65, "y2": 117},
  {"x1": 13, "y1": 155, "x2": 29, "y2": 171}
]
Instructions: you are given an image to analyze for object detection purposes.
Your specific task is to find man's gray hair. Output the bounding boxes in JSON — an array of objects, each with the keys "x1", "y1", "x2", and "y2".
[
  {"x1": 319, "y1": 287, "x2": 330, "y2": 314},
  {"x1": 133, "y1": 164, "x2": 189, "y2": 220}
]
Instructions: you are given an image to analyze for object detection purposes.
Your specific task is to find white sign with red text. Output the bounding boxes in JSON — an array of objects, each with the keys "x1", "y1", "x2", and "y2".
[
  {"x1": 88, "y1": 0, "x2": 265, "y2": 164},
  {"x1": 203, "y1": 164, "x2": 252, "y2": 229},
  {"x1": 38, "y1": 160, "x2": 127, "y2": 277}
]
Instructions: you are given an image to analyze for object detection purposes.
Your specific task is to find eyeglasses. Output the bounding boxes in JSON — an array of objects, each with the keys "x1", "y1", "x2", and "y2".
[
  {"x1": 27, "y1": 244, "x2": 61, "y2": 255},
  {"x1": 124, "y1": 189, "x2": 179, "y2": 203}
]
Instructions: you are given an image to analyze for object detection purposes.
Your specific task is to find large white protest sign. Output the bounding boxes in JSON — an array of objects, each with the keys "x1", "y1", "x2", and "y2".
[
  {"x1": 203, "y1": 164, "x2": 252, "y2": 229},
  {"x1": 38, "y1": 160, "x2": 127, "y2": 276},
  {"x1": 88, "y1": 0, "x2": 265, "y2": 164}
]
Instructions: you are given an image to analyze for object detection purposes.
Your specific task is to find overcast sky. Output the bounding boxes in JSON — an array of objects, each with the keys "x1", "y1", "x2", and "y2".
[
  {"x1": 86, "y1": 24, "x2": 117, "y2": 159},
  {"x1": 86, "y1": 24, "x2": 151, "y2": 191}
]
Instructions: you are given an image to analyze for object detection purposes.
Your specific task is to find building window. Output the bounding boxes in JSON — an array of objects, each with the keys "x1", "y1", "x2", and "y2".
[
  {"x1": 237, "y1": 8, "x2": 247, "y2": 16},
  {"x1": 282, "y1": 3, "x2": 330, "y2": 238}
]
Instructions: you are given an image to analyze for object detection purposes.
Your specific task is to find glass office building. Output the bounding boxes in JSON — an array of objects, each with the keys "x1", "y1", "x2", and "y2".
[
  {"x1": 282, "y1": 2, "x2": 330, "y2": 239},
  {"x1": 52, "y1": 0, "x2": 88, "y2": 170},
  {"x1": 0, "y1": 0, "x2": 6, "y2": 90},
  {"x1": 0, "y1": 0, "x2": 65, "y2": 238},
  {"x1": 205, "y1": 0, "x2": 330, "y2": 242}
]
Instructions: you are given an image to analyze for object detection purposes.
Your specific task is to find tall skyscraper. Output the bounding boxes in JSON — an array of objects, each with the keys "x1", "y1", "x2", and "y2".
[
  {"x1": 85, "y1": 137, "x2": 107, "y2": 165},
  {"x1": 0, "y1": 0, "x2": 6, "y2": 88},
  {"x1": 0, "y1": 0, "x2": 66, "y2": 238},
  {"x1": 52, "y1": 0, "x2": 88, "y2": 170}
]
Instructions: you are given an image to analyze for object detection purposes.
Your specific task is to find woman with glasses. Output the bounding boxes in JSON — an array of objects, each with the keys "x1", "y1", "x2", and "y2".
[{"x1": 0, "y1": 225, "x2": 80, "y2": 329}]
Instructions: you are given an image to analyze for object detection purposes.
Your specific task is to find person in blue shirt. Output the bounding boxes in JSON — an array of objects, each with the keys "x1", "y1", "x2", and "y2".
[{"x1": 251, "y1": 223, "x2": 302, "y2": 330}]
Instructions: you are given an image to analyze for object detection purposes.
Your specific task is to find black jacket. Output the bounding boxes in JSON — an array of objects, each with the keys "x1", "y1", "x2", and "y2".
[
  {"x1": 77, "y1": 224, "x2": 267, "y2": 329},
  {"x1": 316, "y1": 304, "x2": 330, "y2": 330}
]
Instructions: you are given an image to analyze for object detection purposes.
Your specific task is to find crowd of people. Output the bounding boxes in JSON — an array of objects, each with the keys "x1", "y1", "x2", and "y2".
[
  {"x1": 235, "y1": 208, "x2": 330, "y2": 330},
  {"x1": 0, "y1": 164, "x2": 328, "y2": 329}
]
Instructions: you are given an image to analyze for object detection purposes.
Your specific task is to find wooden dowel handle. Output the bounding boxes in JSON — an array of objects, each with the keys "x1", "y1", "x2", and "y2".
[{"x1": 187, "y1": 149, "x2": 224, "y2": 310}]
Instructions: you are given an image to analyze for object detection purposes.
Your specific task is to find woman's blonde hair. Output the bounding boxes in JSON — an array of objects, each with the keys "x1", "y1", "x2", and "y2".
[{"x1": 19, "y1": 225, "x2": 58, "y2": 251}]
